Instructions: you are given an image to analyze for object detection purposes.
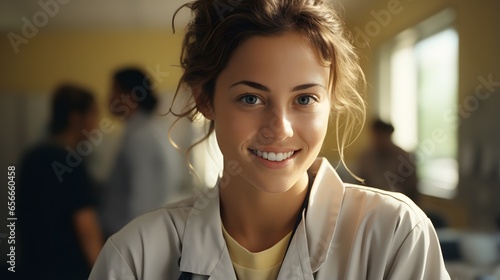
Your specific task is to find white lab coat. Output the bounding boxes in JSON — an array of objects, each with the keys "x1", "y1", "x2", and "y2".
[{"x1": 90, "y1": 158, "x2": 450, "y2": 280}]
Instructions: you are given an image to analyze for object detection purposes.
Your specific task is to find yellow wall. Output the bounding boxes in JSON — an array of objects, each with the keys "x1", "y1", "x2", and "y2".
[{"x1": 0, "y1": 29, "x2": 184, "y2": 99}]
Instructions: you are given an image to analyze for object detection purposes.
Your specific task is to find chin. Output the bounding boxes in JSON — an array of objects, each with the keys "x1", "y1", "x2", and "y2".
[{"x1": 247, "y1": 175, "x2": 297, "y2": 194}]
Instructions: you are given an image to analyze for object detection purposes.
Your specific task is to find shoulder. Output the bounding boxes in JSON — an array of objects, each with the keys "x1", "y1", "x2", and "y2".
[
  {"x1": 99, "y1": 196, "x2": 197, "y2": 278},
  {"x1": 320, "y1": 186, "x2": 448, "y2": 279},
  {"x1": 112, "y1": 195, "x2": 196, "y2": 244},
  {"x1": 332, "y1": 183, "x2": 438, "y2": 269},
  {"x1": 341, "y1": 183, "x2": 428, "y2": 234}
]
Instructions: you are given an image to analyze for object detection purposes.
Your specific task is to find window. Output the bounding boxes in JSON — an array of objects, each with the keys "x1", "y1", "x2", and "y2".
[{"x1": 377, "y1": 9, "x2": 459, "y2": 198}]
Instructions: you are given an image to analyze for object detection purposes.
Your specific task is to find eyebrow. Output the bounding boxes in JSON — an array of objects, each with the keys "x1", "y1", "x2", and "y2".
[{"x1": 229, "y1": 80, "x2": 326, "y2": 92}]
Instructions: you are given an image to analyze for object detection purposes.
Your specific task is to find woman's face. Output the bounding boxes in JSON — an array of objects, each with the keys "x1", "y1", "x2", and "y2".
[{"x1": 211, "y1": 32, "x2": 331, "y2": 193}]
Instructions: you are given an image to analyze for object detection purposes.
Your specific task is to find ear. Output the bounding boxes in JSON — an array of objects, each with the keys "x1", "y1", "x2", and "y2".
[{"x1": 192, "y1": 86, "x2": 214, "y2": 120}]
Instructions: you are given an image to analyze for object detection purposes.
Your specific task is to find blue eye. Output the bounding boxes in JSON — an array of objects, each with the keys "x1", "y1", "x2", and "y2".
[
  {"x1": 296, "y1": 95, "x2": 315, "y2": 105},
  {"x1": 240, "y1": 95, "x2": 262, "y2": 105}
]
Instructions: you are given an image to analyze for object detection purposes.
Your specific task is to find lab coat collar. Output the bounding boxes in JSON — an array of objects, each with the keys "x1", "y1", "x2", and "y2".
[
  {"x1": 304, "y1": 157, "x2": 345, "y2": 272},
  {"x1": 278, "y1": 158, "x2": 345, "y2": 278},
  {"x1": 179, "y1": 158, "x2": 345, "y2": 278},
  {"x1": 179, "y1": 183, "x2": 236, "y2": 278}
]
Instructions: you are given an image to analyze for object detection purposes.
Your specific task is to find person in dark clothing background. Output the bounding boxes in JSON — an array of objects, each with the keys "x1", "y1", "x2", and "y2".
[{"x1": 17, "y1": 84, "x2": 103, "y2": 280}]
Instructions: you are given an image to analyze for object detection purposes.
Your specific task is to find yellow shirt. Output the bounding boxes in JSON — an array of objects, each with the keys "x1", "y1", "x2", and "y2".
[{"x1": 222, "y1": 225, "x2": 292, "y2": 280}]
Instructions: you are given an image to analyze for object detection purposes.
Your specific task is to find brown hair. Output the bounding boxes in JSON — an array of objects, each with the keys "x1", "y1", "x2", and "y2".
[
  {"x1": 171, "y1": 0, "x2": 366, "y2": 174},
  {"x1": 49, "y1": 84, "x2": 95, "y2": 135},
  {"x1": 113, "y1": 67, "x2": 158, "y2": 114}
]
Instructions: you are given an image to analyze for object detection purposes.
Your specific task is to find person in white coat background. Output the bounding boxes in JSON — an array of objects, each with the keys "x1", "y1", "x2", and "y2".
[
  {"x1": 99, "y1": 67, "x2": 170, "y2": 238},
  {"x1": 90, "y1": 0, "x2": 450, "y2": 279}
]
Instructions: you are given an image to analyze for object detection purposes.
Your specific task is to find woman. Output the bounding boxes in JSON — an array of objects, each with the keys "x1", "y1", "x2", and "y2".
[
  {"x1": 90, "y1": 0, "x2": 450, "y2": 279},
  {"x1": 18, "y1": 84, "x2": 103, "y2": 280}
]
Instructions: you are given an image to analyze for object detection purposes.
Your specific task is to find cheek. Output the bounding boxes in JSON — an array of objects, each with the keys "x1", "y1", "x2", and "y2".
[
  {"x1": 215, "y1": 110, "x2": 259, "y2": 151},
  {"x1": 298, "y1": 109, "x2": 330, "y2": 149}
]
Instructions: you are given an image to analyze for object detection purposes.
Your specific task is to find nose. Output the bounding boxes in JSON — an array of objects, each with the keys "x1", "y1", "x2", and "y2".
[{"x1": 260, "y1": 108, "x2": 294, "y2": 142}]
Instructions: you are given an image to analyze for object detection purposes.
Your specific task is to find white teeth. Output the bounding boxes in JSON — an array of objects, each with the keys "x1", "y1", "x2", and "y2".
[
  {"x1": 268, "y1": 152, "x2": 276, "y2": 161},
  {"x1": 276, "y1": 153, "x2": 284, "y2": 161},
  {"x1": 253, "y1": 150, "x2": 295, "y2": 162}
]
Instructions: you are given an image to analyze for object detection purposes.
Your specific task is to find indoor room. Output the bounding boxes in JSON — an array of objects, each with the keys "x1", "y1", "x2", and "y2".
[{"x1": 0, "y1": 0, "x2": 499, "y2": 279}]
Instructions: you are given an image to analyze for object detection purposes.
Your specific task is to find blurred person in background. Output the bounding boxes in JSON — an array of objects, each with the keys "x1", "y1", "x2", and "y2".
[
  {"x1": 17, "y1": 84, "x2": 104, "y2": 280},
  {"x1": 357, "y1": 119, "x2": 419, "y2": 203},
  {"x1": 99, "y1": 67, "x2": 169, "y2": 238}
]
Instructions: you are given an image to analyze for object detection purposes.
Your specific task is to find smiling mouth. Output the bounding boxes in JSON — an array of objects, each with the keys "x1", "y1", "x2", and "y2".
[{"x1": 249, "y1": 149, "x2": 298, "y2": 162}]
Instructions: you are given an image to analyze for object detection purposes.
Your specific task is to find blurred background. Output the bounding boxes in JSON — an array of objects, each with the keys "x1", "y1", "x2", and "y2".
[{"x1": 0, "y1": 0, "x2": 499, "y2": 279}]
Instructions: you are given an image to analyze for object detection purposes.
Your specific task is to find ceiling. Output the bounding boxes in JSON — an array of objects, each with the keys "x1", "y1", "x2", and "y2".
[
  {"x1": 0, "y1": 0, "x2": 369, "y2": 31},
  {"x1": 0, "y1": 0, "x2": 192, "y2": 31}
]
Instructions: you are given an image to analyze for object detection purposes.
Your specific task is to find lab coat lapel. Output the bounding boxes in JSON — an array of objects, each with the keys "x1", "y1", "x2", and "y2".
[
  {"x1": 207, "y1": 248, "x2": 238, "y2": 279},
  {"x1": 306, "y1": 158, "x2": 345, "y2": 272},
  {"x1": 179, "y1": 183, "x2": 237, "y2": 279},
  {"x1": 277, "y1": 214, "x2": 315, "y2": 280},
  {"x1": 278, "y1": 158, "x2": 345, "y2": 279}
]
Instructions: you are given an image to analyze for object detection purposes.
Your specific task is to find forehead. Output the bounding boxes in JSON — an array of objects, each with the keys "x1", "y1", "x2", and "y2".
[{"x1": 219, "y1": 32, "x2": 329, "y2": 87}]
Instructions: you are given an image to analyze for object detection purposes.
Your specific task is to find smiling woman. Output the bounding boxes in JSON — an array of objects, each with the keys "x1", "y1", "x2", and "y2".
[
  {"x1": 210, "y1": 33, "x2": 331, "y2": 195},
  {"x1": 89, "y1": 0, "x2": 450, "y2": 279}
]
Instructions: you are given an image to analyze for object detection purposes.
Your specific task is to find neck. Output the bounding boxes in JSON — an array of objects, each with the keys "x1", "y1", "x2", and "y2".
[{"x1": 220, "y1": 170, "x2": 309, "y2": 252}]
